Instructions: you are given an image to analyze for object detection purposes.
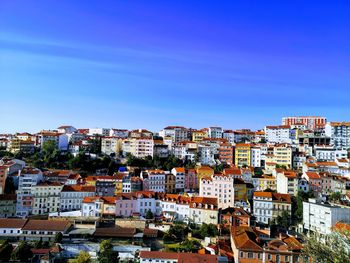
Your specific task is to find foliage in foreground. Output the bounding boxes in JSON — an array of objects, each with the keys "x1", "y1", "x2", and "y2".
[{"x1": 302, "y1": 230, "x2": 350, "y2": 263}]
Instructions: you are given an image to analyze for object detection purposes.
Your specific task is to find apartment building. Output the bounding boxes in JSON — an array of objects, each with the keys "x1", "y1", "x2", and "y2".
[
  {"x1": 16, "y1": 168, "x2": 44, "y2": 217},
  {"x1": 142, "y1": 170, "x2": 166, "y2": 193},
  {"x1": 82, "y1": 196, "x2": 117, "y2": 218},
  {"x1": 235, "y1": 144, "x2": 251, "y2": 167},
  {"x1": 253, "y1": 191, "x2": 291, "y2": 224},
  {"x1": 264, "y1": 125, "x2": 291, "y2": 144},
  {"x1": 208, "y1": 127, "x2": 223, "y2": 139},
  {"x1": 231, "y1": 226, "x2": 303, "y2": 263},
  {"x1": 32, "y1": 182, "x2": 63, "y2": 215},
  {"x1": 101, "y1": 136, "x2": 121, "y2": 155},
  {"x1": 0, "y1": 194, "x2": 17, "y2": 217},
  {"x1": 303, "y1": 198, "x2": 350, "y2": 236},
  {"x1": 276, "y1": 170, "x2": 299, "y2": 196},
  {"x1": 282, "y1": 116, "x2": 327, "y2": 130},
  {"x1": 200, "y1": 173, "x2": 235, "y2": 209},
  {"x1": 325, "y1": 122, "x2": 350, "y2": 149},
  {"x1": 60, "y1": 185, "x2": 96, "y2": 211}
]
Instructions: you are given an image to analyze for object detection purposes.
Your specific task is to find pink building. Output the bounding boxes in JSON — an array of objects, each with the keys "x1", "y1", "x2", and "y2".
[{"x1": 185, "y1": 169, "x2": 198, "y2": 192}]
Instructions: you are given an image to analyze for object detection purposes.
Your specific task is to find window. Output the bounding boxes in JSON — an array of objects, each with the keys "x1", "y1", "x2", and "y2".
[
  {"x1": 240, "y1": 251, "x2": 244, "y2": 258},
  {"x1": 248, "y1": 252, "x2": 253, "y2": 258}
]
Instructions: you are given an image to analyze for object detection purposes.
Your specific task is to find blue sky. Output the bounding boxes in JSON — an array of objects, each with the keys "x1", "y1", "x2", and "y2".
[{"x1": 1, "y1": 1, "x2": 349, "y2": 133}]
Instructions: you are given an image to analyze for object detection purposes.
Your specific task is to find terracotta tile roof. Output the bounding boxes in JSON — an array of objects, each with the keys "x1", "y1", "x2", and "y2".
[
  {"x1": 305, "y1": 172, "x2": 321, "y2": 179},
  {"x1": 190, "y1": 197, "x2": 217, "y2": 208},
  {"x1": 82, "y1": 196, "x2": 117, "y2": 204},
  {"x1": 140, "y1": 251, "x2": 218, "y2": 263},
  {"x1": 283, "y1": 171, "x2": 298, "y2": 179},
  {"x1": 22, "y1": 220, "x2": 71, "y2": 231},
  {"x1": 223, "y1": 168, "x2": 242, "y2": 175},
  {"x1": 62, "y1": 185, "x2": 95, "y2": 192},
  {"x1": 232, "y1": 226, "x2": 263, "y2": 251},
  {"x1": 0, "y1": 219, "x2": 27, "y2": 229},
  {"x1": 316, "y1": 161, "x2": 338, "y2": 167},
  {"x1": 333, "y1": 221, "x2": 350, "y2": 233},
  {"x1": 174, "y1": 167, "x2": 185, "y2": 173},
  {"x1": 253, "y1": 192, "x2": 291, "y2": 203}
]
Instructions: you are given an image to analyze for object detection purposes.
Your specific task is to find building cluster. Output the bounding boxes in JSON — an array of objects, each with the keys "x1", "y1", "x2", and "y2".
[{"x1": 0, "y1": 116, "x2": 350, "y2": 262}]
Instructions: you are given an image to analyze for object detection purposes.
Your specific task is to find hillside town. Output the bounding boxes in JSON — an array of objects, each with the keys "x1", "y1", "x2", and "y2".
[{"x1": 0, "y1": 116, "x2": 349, "y2": 262}]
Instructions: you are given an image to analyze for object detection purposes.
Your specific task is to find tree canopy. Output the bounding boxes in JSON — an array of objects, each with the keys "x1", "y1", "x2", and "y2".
[
  {"x1": 98, "y1": 240, "x2": 119, "y2": 263},
  {"x1": 69, "y1": 251, "x2": 92, "y2": 263},
  {"x1": 303, "y1": 230, "x2": 350, "y2": 263}
]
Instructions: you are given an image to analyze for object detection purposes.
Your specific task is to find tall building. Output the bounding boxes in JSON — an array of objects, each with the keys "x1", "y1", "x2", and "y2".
[
  {"x1": 16, "y1": 168, "x2": 43, "y2": 217},
  {"x1": 235, "y1": 144, "x2": 251, "y2": 167},
  {"x1": 282, "y1": 116, "x2": 327, "y2": 130},
  {"x1": 32, "y1": 182, "x2": 63, "y2": 215},
  {"x1": 264, "y1": 125, "x2": 291, "y2": 144},
  {"x1": 303, "y1": 198, "x2": 350, "y2": 236},
  {"x1": 325, "y1": 122, "x2": 350, "y2": 149},
  {"x1": 253, "y1": 191, "x2": 291, "y2": 224},
  {"x1": 208, "y1": 127, "x2": 223, "y2": 139}
]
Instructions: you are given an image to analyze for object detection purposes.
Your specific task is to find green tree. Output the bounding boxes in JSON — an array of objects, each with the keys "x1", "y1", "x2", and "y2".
[
  {"x1": 329, "y1": 192, "x2": 342, "y2": 202},
  {"x1": 69, "y1": 251, "x2": 92, "y2": 263},
  {"x1": 275, "y1": 211, "x2": 291, "y2": 229},
  {"x1": 303, "y1": 231, "x2": 350, "y2": 263},
  {"x1": 11, "y1": 241, "x2": 33, "y2": 262},
  {"x1": 98, "y1": 240, "x2": 119, "y2": 263},
  {"x1": 163, "y1": 224, "x2": 189, "y2": 243},
  {"x1": 54, "y1": 232, "x2": 63, "y2": 243},
  {"x1": 179, "y1": 239, "x2": 202, "y2": 252},
  {"x1": 192, "y1": 223, "x2": 218, "y2": 239},
  {"x1": 145, "y1": 209, "x2": 154, "y2": 219},
  {"x1": 0, "y1": 240, "x2": 13, "y2": 261}
]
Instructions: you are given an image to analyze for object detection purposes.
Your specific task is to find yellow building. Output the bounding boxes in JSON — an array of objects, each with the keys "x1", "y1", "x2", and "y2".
[
  {"x1": 192, "y1": 130, "x2": 208, "y2": 142},
  {"x1": 115, "y1": 173, "x2": 124, "y2": 194},
  {"x1": 256, "y1": 175, "x2": 277, "y2": 191},
  {"x1": 234, "y1": 178, "x2": 247, "y2": 202},
  {"x1": 265, "y1": 144, "x2": 292, "y2": 171},
  {"x1": 196, "y1": 166, "x2": 214, "y2": 180},
  {"x1": 235, "y1": 144, "x2": 251, "y2": 167}
]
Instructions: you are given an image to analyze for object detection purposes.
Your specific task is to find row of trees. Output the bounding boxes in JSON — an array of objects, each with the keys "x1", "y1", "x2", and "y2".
[{"x1": 0, "y1": 241, "x2": 33, "y2": 262}]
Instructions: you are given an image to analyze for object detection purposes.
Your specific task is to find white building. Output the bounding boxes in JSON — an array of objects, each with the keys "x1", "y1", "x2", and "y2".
[
  {"x1": 223, "y1": 130, "x2": 235, "y2": 144},
  {"x1": 88, "y1": 128, "x2": 110, "y2": 136},
  {"x1": 16, "y1": 168, "x2": 44, "y2": 217},
  {"x1": 325, "y1": 122, "x2": 350, "y2": 149},
  {"x1": 57, "y1": 125, "x2": 77, "y2": 134},
  {"x1": 32, "y1": 182, "x2": 63, "y2": 215},
  {"x1": 208, "y1": 127, "x2": 223, "y2": 139},
  {"x1": 109, "y1": 129, "x2": 129, "y2": 138},
  {"x1": 250, "y1": 146, "x2": 261, "y2": 167},
  {"x1": 101, "y1": 137, "x2": 121, "y2": 155},
  {"x1": 36, "y1": 131, "x2": 69, "y2": 151},
  {"x1": 200, "y1": 174, "x2": 235, "y2": 209},
  {"x1": 253, "y1": 191, "x2": 291, "y2": 225},
  {"x1": 264, "y1": 125, "x2": 291, "y2": 144},
  {"x1": 303, "y1": 198, "x2": 350, "y2": 236},
  {"x1": 171, "y1": 167, "x2": 186, "y2": 192},
  {"x1": 276, "y1": 170, "x2": 299, "y2": 196},
  {"x1": 142, "y1": 170, "x2": 166, "y2": 193},
  {"x1": 60, "y1": 185, "x2": 96, "y2": 211},
  {"x1": 314, "y1": 145, "x2": 348, "y2": 162},
  {"x1": 198, "y1": 144, "x2": 216, "y2": 165},
  {"x1": 129, "y1": 138, "x2": 154, "y2": 158},
  {"x1": 159, "y1": 126, "x2": 188, "y2": 143}
]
